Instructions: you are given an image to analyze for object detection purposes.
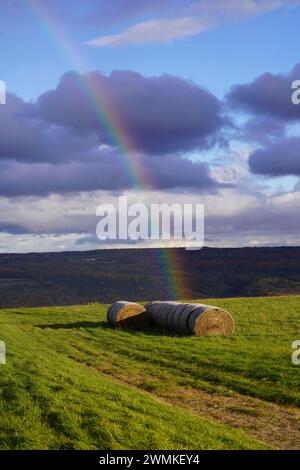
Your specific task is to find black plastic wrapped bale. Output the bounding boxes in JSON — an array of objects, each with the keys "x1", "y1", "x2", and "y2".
[{"x1": 146, "y1": 301, "x2": 234, "y2": 336}]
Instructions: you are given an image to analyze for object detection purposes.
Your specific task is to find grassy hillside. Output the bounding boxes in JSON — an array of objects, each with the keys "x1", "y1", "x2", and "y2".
[{"x1": 0, "y1": 295, "x2": 299, "y2": 450}]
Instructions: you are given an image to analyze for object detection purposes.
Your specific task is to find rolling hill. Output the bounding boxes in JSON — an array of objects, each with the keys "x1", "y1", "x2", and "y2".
[{"x1": 1, "y1": 247, "x2": 300, "y2": 308}]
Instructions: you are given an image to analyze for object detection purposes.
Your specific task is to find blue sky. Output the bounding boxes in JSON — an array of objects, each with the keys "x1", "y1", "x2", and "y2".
[
  {"x1": 1, "y1": 0, "x2": 299, "y2": 99},
  {"x1": 1, "y1": 0, "x2": 300, "y2": 252}
]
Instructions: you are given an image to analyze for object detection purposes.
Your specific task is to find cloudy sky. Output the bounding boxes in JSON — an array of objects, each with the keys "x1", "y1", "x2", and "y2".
[{"x1": 1, "y1": 0, "x2": 300, "y2": 252}]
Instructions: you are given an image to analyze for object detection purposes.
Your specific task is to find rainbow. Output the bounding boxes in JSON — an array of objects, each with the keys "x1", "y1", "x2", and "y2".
[{"x1": 23, "y1": 0, "x2": 190, "y2": 299}]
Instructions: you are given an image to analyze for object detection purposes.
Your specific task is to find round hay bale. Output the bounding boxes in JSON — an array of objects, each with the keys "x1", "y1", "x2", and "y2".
[
  {"x1": 162, "y1": 303, "x2": 178, "y2": 329},
  {"x1": 174, "y1": 303, "x2": 199, "y2": 334},
  {"x1": 107, "y1": 301, "x2": 149, "y2": 331},
  {"x1": 187, "y1": 305, "x2": 235, "y2": 336},
  {"x1": 146, "y1": 301, "x2": 235, "y2": 336},
  {"x1": 150, "y1": 302, "x2": 163, "y2": 326},
  {"x1": 167, "y1": 303, "x2": 183, "y2": 332},
  {"x1": 156, "y1": 302, "x2": 170, "y2": 327},
  {"x1": 166, "y1": 309, "x2": 175, "y2": 331},
  {"x1": 158, "y1": 302, "x2": 178, "y2": 327},
  {"x1": 171, "y1": 303, "x2": 186, "y2": 332},
  {"x1": 145, "y1": 301, "x2": 179, "y2": 328},
  {"x1": 107, "y1": 301, "x2": 122, "y2": 324},
  {"x1": 144, "y1": 301, "x2": 156, "y2": 323},
  {"x1": 147, "y1": 301, "x2": 166, "y2": 326},
  {"x1": 144, "y1": 301, "x2": 157, "y2": 311}
]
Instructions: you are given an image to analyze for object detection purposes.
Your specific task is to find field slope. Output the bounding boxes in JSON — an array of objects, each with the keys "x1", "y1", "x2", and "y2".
[{"x1": 0, "y1": 295, "x2": 299, "y2": 450}]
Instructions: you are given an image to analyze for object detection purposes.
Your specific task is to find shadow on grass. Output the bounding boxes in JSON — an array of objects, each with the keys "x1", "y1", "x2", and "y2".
[
  {"x1": 4, "y1": 310, "x2": 34, "y2": 315},
  {"x1": 36, "y1": 321, "x2": 107, "y2": 330},
  {"x1": 35, "y1": 321, "x2": 189, "y2": 337}
]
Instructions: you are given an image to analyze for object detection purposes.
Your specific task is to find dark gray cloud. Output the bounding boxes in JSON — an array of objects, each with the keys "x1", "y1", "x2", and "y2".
[
  {"x1": 0, "y1": 93, "x2": 99, "y2": 164},
  {"x1": 0, "y1": 154, "x2": 220, "y2": 197},
  {"x1": 206, "y1": 196, "x2": 300, "y2": 238},
  {"x1": 227, "y1": 63, "x2": 300, "y2": 121},
  {"x1": 240, "y1": 116, "x2": 286, "y2": 145},
  {"x1": 228, "y1": 63, "x2": 300, "y2": 178},
  {"x1": 0, "y1": 70, "x2": 227, "y2": 196},
  {"x1": 249, "y1": 137, "x2": 300, "y2": 176},
  {"x1": 38, "y1": 71, "x2": 223, "y2": 154}
]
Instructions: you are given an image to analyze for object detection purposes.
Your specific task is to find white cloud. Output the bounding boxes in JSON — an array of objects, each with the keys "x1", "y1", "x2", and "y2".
[
  {"x1": 2, "y1": 185, "x2": 300, "y2": 251},
  {"x1": 84, "y1": 17, "x2": 208, "y2": 47},
  {"x1": 0, "y1": 232, "x2": 88, "y2": 254},
  {"x1": 84, "y1": 0, "x2": 300, "y2": 47}
]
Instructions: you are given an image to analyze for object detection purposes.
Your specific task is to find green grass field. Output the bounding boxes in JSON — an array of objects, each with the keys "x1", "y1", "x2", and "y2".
[{"x1": 0, "y1": 296, "x2": 299, "y2": 450}]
